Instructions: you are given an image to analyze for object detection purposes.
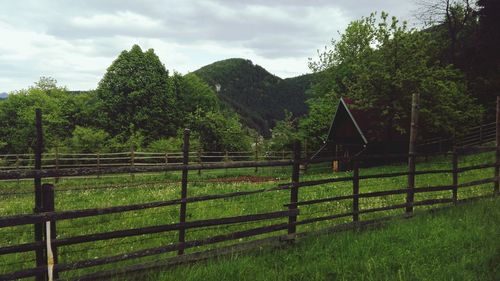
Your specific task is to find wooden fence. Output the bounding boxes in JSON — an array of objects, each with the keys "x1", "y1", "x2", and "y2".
[
  {"x1": 418, "y1": 121, "x2": 496, "y2": 153},
  {"x1": 0, "y1": 150, "x2": 299, "y2": 171},
  {"x1": 0, "y1": 141, "x2": 498, "y2": 280}
]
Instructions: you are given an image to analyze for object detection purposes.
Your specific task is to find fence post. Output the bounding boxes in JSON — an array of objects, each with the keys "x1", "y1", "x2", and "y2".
[
  {"x1": 15, "y1": 154, "x2": 20, "y2": 170},
  {"x1": 198, "y1": 148, "x2": 202, "y2": 176},
  {"x1": 224, "y1": 150, "x2": 229, "y2": 174},
  {"x1": 96, "y1": 152, "x2": 101, "y2": 179},
  {"x1": 288, "y1": 140, "x2": 301, "y2": 239},
  {"x1": 495, "y1": 96, "x2": 500, "y2": 195},
  {"x1": 42, "y1": 183, "x2": 58, "y2": 280},
  {"x1": 130, "y1": 146, "x2": 135, "y2": 179},
  {"x1": 406, "y1": 93, "x2": 419, "y2": 215},
  {"x1": 303, "y1": 140, "x2": 308, "y2": 173},
  {"x1": 178, "y1": 129, "x2": 190, "y2": 255},
  {"x1": 352, "y1": 159, "x2": 359, "y2": 222},
  {"x1": 15, "y1": 154, "x2": 20, "y2": 184},
  {"x1": 452, "y1": 148, "x2": 458, "y2": 204},
  {"x1": 55, "y1": 146, "x2": 59, "y2": 183},
  {"x1": 164, "y1": 152, "x2": 169, "y2": 176},
  {"x1": 34, "y1": 108, "x2": 45, "y2": 281},
  {"x1": 254, "y1": 140, "x2": 259, "y2": 173}
]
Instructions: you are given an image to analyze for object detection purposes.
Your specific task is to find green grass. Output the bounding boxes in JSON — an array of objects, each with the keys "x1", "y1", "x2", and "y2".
[
  {"x1": 143, "y1": 196, "x2": 500, "y2": 281},
  {"x1": 0, "y1": 151, "x2": 497, "y2": 279}
]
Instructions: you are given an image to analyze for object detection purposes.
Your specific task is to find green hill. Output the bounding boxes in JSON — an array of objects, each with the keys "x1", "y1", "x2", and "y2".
[{"x1": 193, "y1": 58, "x2": 314, "y2": 136}]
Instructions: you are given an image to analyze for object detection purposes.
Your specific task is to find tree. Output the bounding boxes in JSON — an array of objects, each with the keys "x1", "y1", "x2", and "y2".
[
  {"x1": 190, "y1": 108, "x2": 252, "y2": 152},
  {"x1": 67, "y1": 126, "x2": 109, "y2": 153},
  {"x1": 415, "y1": 0, "x2": 476, "y2": 65},
  {"x1": 469, "y1": 0, "x2": 500, "y2": 114},
  {"x1": 298, "y1": 92, "x2": 338, "y2": 148},
  {"x1": 305, "y1": 12, "x2": 483, "y2": 147},
  {"x1": 268, "y1": 110, "x2": 300, "y2": 151},
  {"x1": 0, "y1": 78, "x2": 72, "y2": 153},
  {"x1": 97, "y1": 45, "x2": 172, "y2": 142},
  {"x1": 34, "y1": 76, "x2": 59, "y2": 91},
  {"x1": 168, "y1": 72, "x2": 219, "y2": 128}
]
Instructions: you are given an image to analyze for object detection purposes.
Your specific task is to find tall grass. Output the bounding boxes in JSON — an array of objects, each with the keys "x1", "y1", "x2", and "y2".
[{"x1": 144, "y1": 196, "x2": 500, "y2": 281}]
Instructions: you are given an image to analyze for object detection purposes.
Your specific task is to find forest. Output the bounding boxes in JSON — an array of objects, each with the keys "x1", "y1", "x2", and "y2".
[{"x1": 0, "y1": 0, "x2": 497, "y2": 155}]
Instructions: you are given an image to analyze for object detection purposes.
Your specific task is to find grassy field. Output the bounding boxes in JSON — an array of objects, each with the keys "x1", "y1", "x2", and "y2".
[
  {"x1": 143, "y1": 196, "x2": 500, "y2": 281},
  {"x1": 0, "y1": 150, "x2": 497, "y2": 279}
]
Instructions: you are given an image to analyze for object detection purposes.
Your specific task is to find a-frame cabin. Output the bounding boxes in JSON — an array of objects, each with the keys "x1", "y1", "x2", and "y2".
[{"x1": 318, "y1": 97, "x2": 408, "y2": 171}]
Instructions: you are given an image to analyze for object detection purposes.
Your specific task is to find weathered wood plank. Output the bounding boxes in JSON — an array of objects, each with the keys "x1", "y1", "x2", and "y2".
[{"x1": 0, "y1": 210, "x2": 297, "y2": 255}]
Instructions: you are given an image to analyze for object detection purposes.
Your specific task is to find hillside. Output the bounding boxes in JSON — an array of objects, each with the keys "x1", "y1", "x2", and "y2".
[
  {"x1": 193, "y1": 58, "x2": 314, "y2": 136},
  {"x1": 0, "y1": 92, "x2": 7, "y2": 99}
]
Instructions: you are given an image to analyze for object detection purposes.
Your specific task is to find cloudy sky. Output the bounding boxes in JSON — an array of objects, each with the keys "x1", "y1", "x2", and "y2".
[{"x1": 0, "y1": 0, "x2": 419, "y2": 92}]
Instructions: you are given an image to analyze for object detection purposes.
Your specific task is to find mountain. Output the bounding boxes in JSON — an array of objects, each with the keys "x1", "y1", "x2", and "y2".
[
  {"x1": 0, "y1": 92, "x2": 8, "y2": 99},
  {"x1": 193, "y1": 58, "x2": 315, "y2": 136}
]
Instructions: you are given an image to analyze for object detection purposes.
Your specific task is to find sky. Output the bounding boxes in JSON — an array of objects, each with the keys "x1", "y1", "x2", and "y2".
[{"x1": 0, "y1": 0, "x2": 419, "y2": 92}]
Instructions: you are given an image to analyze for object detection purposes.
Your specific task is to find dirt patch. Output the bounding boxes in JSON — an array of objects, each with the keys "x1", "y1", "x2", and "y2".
[{"x1": 207, "y1": 176, "x2": 278, "y2": 183}]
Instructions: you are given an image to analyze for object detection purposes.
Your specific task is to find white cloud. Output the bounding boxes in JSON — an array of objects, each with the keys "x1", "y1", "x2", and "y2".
[
  {"x1": 0, "y1": 0, "x2": 418, "y2": 92},
  {"x1": 71, "y1": 11, "x2": 162, "y2": 30}
]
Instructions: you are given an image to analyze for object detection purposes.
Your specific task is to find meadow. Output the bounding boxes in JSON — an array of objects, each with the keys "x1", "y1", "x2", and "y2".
[{"x1": 0, "y1": 150, "x2": 497, "y2": 280}]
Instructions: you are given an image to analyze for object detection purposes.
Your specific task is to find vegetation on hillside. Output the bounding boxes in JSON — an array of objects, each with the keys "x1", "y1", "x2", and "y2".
[{"x1": 193, "y1": 58, "x2": 313, "y2": 137}]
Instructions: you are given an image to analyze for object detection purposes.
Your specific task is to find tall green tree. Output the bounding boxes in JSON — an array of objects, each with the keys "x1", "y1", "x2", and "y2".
[
  {"x1": 0, "y1": 78, "x2": 72, "y2": 153},
  {"x1": 305, "y1": 12, "x2": 483, "y2": 148},
  {"x1": 97, "y1": 45, "x2": 172, "y2": 141}
]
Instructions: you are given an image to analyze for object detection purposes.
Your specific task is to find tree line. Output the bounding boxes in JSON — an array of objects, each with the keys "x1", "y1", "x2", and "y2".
[
  {"x1": 0, "y1": 0, "x2": 497, "y2": 155},
  {"x1": 0, "y1": 46, "x2": 253, "y2": 154}
]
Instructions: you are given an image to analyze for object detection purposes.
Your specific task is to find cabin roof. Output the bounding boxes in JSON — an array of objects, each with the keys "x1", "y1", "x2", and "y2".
[{"x1": 325, "y1": 97, "x2": 368, "y2": 145}]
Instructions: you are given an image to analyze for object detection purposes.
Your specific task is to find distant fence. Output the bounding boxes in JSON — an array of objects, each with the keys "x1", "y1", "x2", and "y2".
[
  {"x1": 0, "y1": 150, "x2": 298, "y2": 171},
  {"x1": 418, "y1": 121, "x2": 496, "y2": 153},
  {"x1": 0, "y1": 139, "x2": 498, "y2": 280}
]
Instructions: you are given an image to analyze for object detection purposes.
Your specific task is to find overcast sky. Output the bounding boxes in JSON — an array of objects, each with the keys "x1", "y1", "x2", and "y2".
[{"x1": 0, "y1": 0, "x2": 419, "y2": 92}]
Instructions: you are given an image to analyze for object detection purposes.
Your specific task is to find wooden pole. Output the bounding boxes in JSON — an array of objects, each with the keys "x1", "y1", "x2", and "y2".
[
  {"x1": 164, "y1": 152, "x2": 169, "y2": 176},
  {"x1": 96, "y1": 152, "x2": 101, "y2": 179},
  {"x1": 495, "y1": 96, "x2": 500, "y2": 195},
  {"x1": 42, "y1": 183, "x2": 58, "y2": 279},
  {"x1": 224, "y1": 150, "x2": 228, "y2": 174},
  {"x1": 254, "y1": 137, "x2": 259, "y2": 173},
  {"x1": 55, "y1": 146, "x2": 59, "y2": 183},
  {"x1": 198, "y1": 148, "x2": 202, "y2": 176},
  {"x1": 178, "y1": 129, "x2": 190, "y2": 255},
  {"x1": 452, "y1": 148, "x2": 458, "y2": 204},
  {"x1": 304, "y1": 140, "x2": 308, "y2": 173},
  {"x1": 479, "y1": 124, "x2": 483, "y2": 143},
  {"x1": 406, "y1": 93, "x2": 419, "y2": 214},
  {"x1": 15, "y1": 154, "x2": 20, "y2": 185},
  {"x1": 34, "y1": 108, "x2": 45, "y2": 281},
  {"x1": 352, "y1": 160, "x2": 360, "y2": 222},
  {"x1": 288, "y1": 140, "x2": 301, "y2": 238},
  {"x1": 130, "y1": 146, "x2": 135, "y2": 179}
]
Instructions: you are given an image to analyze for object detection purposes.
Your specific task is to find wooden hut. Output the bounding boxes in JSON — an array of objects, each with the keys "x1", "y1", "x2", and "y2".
[{"x1": 319, "y1": 97, "x2": 408, "y2": 171}]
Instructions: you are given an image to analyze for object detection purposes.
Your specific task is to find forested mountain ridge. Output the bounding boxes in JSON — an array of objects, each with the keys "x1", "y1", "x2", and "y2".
[{"x1": 193, "y1": 58, "x2": 314, "y2": 136}]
